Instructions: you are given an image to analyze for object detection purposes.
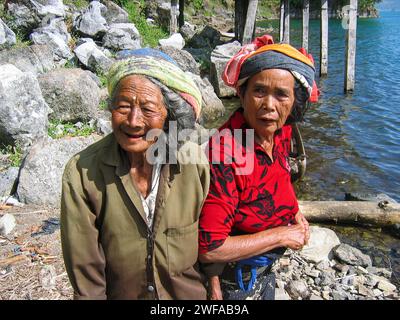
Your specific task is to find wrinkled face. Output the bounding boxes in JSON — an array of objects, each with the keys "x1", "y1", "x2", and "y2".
[
  {"x1": 111, "y1": 75, "x2": 168, "y2": 155},
  {"x1": 239, "y1": 69, "x2": 295, "y2": 141}
]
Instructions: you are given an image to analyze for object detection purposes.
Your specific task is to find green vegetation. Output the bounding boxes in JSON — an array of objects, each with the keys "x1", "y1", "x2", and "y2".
[
  {"x1": 99, "y1": 100, "x2": 108, "y2": 110},
  {"x1": 63, "y1": 0, "x2": 89, "y2": 10},
  {"x1": 0, "y1": 144, "x2": 23, "y2": 168},
  {"x1": 114, "y1": 0, "x2": 168, "y2": 48},
  {"x1": 48, "y1": 120, "x2": 96, "y2": 139}
]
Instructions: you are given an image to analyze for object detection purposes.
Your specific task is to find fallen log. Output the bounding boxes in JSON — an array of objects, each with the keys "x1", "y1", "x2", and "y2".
[{"x1": 299, "y1": 201, "x2": 400, "y2": 228}]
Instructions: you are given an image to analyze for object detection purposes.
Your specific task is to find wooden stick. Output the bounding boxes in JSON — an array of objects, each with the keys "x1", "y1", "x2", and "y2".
[
  {"x1": 299, "y1": 201, "x2": 400, "y2": 227},
  {"x1": 279, "y1": 0, "x2": 285, "y2": 42},
  {"x1": 170, "y1": 0, "x2": 178, "y2": 34},
  {"x1": 320, "y1": 0, "x2": 329, "y2": 75},
  {"x1": 302, "y1": 0, "x2": 310, "y2": 51},
  {"x1": 345, "y1": 0, "x2": 358, "y2": 92},
  {"x1": 242, "y1": 0, "x2": 259, "y2": 45},
  {"x1": 283, "y1": 0, "x2": 290, "y2": 43}
]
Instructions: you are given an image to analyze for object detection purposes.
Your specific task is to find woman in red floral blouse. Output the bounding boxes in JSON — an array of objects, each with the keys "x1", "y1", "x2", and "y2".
[{"x1": 198, "y1": 35, "x2": 319, "y2": 300}]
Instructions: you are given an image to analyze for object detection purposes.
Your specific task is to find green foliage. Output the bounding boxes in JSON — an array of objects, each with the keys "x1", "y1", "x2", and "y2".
[
  {"x1": 193, "y1": 0, "x2": 204, "y2": 11},
  {"x1": 63, "y1": 0, "x2": 89, "y2": 10},
  {"x1": 99, "y1": 100, "x2": 108, "y2": 110},
  {"x1": 0, "y1": 144, "x2": 23, "y2": 168},
  {"x1": 48, "y1": 120, "x2": 96, "y2": 139}
]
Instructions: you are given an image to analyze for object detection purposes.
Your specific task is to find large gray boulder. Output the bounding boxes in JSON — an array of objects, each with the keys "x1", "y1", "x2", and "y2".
[
  {"x1": 158, "y1": 33, "x2": 185, "y2": 50},
  {"x1": 0, "y1": 64, "x2": 50, "y2": 148},
  {"x1": 17, "y1": 135, "x2": 100, "y2": 207},
  {"x1": 74, "y1": 39, "x2": 113, "y2": 73},
  {"x1": 6, "y1": 0, "x2": 65, "y2": 33},
  {"x1": 73, "y1": 1, "x2": 108, "y2": 39},
  {"x1": 0, "y1": 44, "x2": 56, "y2": 75},
  {"x1": 38, "y1": 68, "x2": 102, "y2": 122},
  {"x1": 158, "y1": 46, "x2": 200, "y2": 75},
  {"x1": 30, "y1": 17, "x2": 73, "y2": 62},
  {"x1": 210, "y1": 41, "x2": 242, "y2": 98},
  {"x1": 333, "y1": 244, "x2": 372, "y2": 267},
  {"x1": 299, "y1": 226, "x2": 341, "y2": 263},
  {"x1": 188, "y1": 72, "x2": 225, "y2": 124},
  {"x1": 0, "y1": 18, "x2": 16, "y2": 50},
  {"x1": 102, "y1": 23, "x2": 141, "y2": 51},
  {"x1": 102, "y1": 0, "x2": 129, "y2": 24},
  {"x1": 0, "y1": 167, "x2": 19, "y2": 197}
]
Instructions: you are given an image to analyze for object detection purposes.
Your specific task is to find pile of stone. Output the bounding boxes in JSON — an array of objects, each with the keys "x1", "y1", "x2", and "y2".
[{"x1": 273, "y1": 227, "x2": 399, "y2": 300}]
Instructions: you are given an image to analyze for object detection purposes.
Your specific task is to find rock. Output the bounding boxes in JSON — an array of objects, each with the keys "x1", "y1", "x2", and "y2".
[
  {"x1": 73, "y1": 1, "x2": 108, "y2": 39},
  {"x1": 376, "y1": 278, "x2": 397, "y2": 293},
  {"x1": 364, "y1": 274, "x2": 379, "y2": 288},
  {"x1": 39, "y1": 265, "x2": 57, "y2": 289},
  {"x1": 305, "y1": 269, "x2": 320, "y2": 278},
  {"x1": 159, "y1": 33, "x2": 185, "y2": 50},
  {"x1": 316, "y1": 260, "x2": 330, "y2": 271},
  {"x1": 299, "y1": 226, "x2": 341, "y2": 263},
  {"x1": 30, "y1": 17, "x2": 73, "y2": 62},
  {"x1": 0, "y1": 18, "x2": 16, "y2": 50},
  {"x1": 210, "y1": 41, "x2": 242, "y2": 98},
  {"x1": 332, "y1": 288, "x2": 348, "y2": 300},
  {"x1": 373, "y1": 288, "x2": 383, "y2": 297},
  {"x1": 0, "y1": 213, "x2": 16, "y2": 236},
  {"x1": 180, "y1": 22, "x2": 196, "y2": 42},
  {"x1": 188, "y1": 73, "x2": 225, "y2": 124},
  {"x1": 74, "y1": 38, "x2": 113, "y2": 74},
  {"x1": 102, "y1": 23, "x2": 141, "y2": 51},
  {"x1": 187, "y1": 26, "x2": 222, "y2": 50},
  {"x1": 275, "y1": 287, "x2": 291, "y2": 300},
  {"x1": 0, "y1": 64, "x2": 50, "y2": 148},
  {"x1": 17, "y1": 135, "x2": 99, "y2": 207},
  {"x1": 321, "y1": 290, "x2": 330, "y2": 300},
  {"x1": 0, "y1": 44, "x2": 55, "y2": 75},
  {"x1": 279, "y1": 257, "x2": 291, "y2": 268},
  {"x1": 310, "y1": 294, "x2": 323, "y2": 300},
  {"x1": 102, "y1": 0, "x2": 129, "y2": 24},
  {"x1": 358, "y1": 284, "x2": 374, "y2": 297},
  {"x1": 333, "y1": 243, "x2": 372, "y2": 267},
  {"x1": 38, "y1": 68, "x2": 102, "y2": 122},
  {"x1": 286, "y1": 280, "x2": 310, "y2": 300},
  {"x1": 334, "y1": 263, "x2": 350, "y2": 274},
  {"x1": 0, "y1": 167, "x2": 19, "y2": 197},
  {"x1": 356, "y1": 266, "x2": 369, "y2": 275},
  {"x1": 96, "y1": 118, "x2": 112, "y2": 135},
  {"x1": 158, "y1": 46, "x2": 200, "y2": 75},
  {"x1": 366, "y1": 266, "x2": 392, "y2": 278},
  {"x1": 319, "y1": 271, "x2": 336, "y2": 287}
]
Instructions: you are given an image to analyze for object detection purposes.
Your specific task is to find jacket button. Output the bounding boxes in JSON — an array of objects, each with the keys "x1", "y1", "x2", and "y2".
[{"x1": 147, "y1": 285, "x2": 155, "y2": 292}]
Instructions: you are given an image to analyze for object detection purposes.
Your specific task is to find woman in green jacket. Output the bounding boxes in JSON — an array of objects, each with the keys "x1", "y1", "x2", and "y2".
[{"x1": 61, "y1": 49, "x2": 209, "y2": 300}]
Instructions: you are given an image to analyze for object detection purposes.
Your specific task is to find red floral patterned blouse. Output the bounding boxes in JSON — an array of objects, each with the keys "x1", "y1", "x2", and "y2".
[{"x1": 199, "y1": 108, "x2": 299, "y2": 254}]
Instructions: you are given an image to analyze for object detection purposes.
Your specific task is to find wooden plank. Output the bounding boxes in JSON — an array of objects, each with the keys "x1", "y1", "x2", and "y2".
[
  {"x1": 302, "y1": 0, "x2": 310, "y2": 51},
  {"x1": 345, "y1": 0, "x2": 358, "y2": 92},
  {"x1": 170, "y1": 0, "x2": 178, "y2": 34},
  {"x1": 178, "y1": 0, "x2": 185, "y2": 28},
  {"x1": 320, "y1": 0, "x2": 328, "y2": 75},
  {"x1": 242, "y1": 0, "x2": 259, "y2": 45},
  {"x1": 280, "y1": 0, "x2": 284, "y2": 42},
  {"x1": 299, "y1": 200, "x2": 400, "y2": 228},
  {"x1": 283, "y1": 0, "x2": 290, "y2": 43},
  {"x1": 235, "y1": 0, "x2": 249, "y2": 42}
]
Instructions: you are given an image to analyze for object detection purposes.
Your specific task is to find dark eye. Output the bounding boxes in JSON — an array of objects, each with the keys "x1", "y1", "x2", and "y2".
[
  {"x1": 253, "y1": 86, "x2": 265, "y2": 96},
  {"x1": 276, "y1": 90, "x2": 290, "y2": 99}
]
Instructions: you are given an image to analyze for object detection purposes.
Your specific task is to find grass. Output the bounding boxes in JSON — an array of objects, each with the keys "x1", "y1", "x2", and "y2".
[
  {"x1": 0, "y1": 144, "x2": 23, "y2": 168},
  {"x1": 117, "y1": 0, "x2": 168, "y2": 48},
  {"x1": 63, "y1": 0, "x2": 89, "y2": 10},
  {"x1": 48, "y1": 120, "x2": 96, "y2": 139},
  {"x1": 99, "y1": 100, "x2": 108, "y2": 110}
]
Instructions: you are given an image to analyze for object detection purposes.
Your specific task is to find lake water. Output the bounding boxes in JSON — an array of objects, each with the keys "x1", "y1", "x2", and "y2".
[{"x1": 209, "y1": 12, "x2": 400, "y2": 202}]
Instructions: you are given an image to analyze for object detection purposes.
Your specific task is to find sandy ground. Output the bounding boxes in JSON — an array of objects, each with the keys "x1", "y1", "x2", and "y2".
[{"x1": 0, "y1": 204, "x2": 73, "y2": 300}]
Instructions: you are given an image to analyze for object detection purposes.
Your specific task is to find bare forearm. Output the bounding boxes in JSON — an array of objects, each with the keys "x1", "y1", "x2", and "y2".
[{"x1": 199, "y1": 226, "x2": 285, "y2": 263}]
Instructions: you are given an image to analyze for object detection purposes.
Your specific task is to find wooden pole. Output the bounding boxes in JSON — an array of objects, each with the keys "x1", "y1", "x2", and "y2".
[
  {"x1": 283, "y1": 0, "x2": 290, "y2": 43},
  {"x1": 320, "y1": 0, "x2": 328, "y2": 75},
  {"x1": 302, "y1": 0, "x2": 310, "y2": 51},
  {"x1": 280, "y1": 0, "x2": 284, "y2": 42},
  {"x1": 242, "y1": 0, "x2": 259, "y2": 45},
  {"x1": 178, "y1": 0, "x2": 185, "y2": 28},
  {"x1": 235, "y1": 0, "x2": 249, "y2": 43},
  {"x1": 299, "y1": 201, "x2": 400, "y2": 228},
  {"x1": 170, "y1": 0, "x2": 178, "y2": 34},
  {"x1": 345, "y1": 0, "x2": 358, "y2": 92}
]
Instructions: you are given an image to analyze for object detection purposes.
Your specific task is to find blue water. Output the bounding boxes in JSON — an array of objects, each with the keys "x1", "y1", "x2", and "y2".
[{"x1": 257, "y1": 12, "x2": 400, "y2": 201}]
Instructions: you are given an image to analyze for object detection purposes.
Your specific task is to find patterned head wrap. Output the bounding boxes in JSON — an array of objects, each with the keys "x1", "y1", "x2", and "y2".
[
  {"x1": 107, "y1": 48, "x2": 202, "y2": 120},
  {"x1": 223, "y1": 35, "x2": 319, "y2": 103}
]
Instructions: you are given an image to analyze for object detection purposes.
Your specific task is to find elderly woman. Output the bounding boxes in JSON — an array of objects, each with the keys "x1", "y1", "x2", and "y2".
[
  {"x1": 61, "y1": 49, "x2": 209, "y2": 300},
  {"x1": 198, "y1": 36, "x2": 319, "y2": 300}
]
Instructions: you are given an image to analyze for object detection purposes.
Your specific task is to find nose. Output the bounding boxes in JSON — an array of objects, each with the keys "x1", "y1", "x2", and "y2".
[
  {"x1": 262, "y1": 95, "x2": 278, "y2": 113},
  {"x1": 126, "y1": 106, "x2": 144, "y2": 127}
]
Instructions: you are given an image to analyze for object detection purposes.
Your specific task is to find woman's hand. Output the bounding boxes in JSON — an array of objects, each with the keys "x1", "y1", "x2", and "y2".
[
  {"x1": 208, "y1": 276, "x2": 223, "y2": 300},
  {"x1": 294, "y1": 211, "x2": 310, "y2": 245},
  {"x1": 280, "y1": 223, "x2": 307, "y2": 251}
]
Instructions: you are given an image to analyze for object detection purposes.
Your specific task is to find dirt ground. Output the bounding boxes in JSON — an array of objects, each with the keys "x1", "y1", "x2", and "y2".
[{"x1": 0, "y1": 204, "x2": 73, "y2": 300}]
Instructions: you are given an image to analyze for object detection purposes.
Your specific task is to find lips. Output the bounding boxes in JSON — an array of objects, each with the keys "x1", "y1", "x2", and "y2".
[{"x1": 123, "y1": 131, "x2": 145, "y2": 139}]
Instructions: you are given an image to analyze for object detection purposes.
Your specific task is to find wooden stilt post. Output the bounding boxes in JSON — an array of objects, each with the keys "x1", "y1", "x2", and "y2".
[
  {"x1": 320, "y1": 0, "x2": 328, "y2": 76},
  {"x1": 242, "y1": 0, "x2": 259, "y2": 45},
  {"x1": 170, "y1": 0, "x2": 178, "y2": 34},
  {"x1": 178, "y1": 0, "x2": 185, "y2": 28},
  {"x1": 302, "y1": 0, "x2": 310, "y2": 51},
  {"x1": 280, "y1": 0, "x2": 284, "y2": 42},
  {"x1": 283, "y1": 0, "x2": 290, "y2": 43},
  {"x1": 235, "y1": 0, "x2": 249, "y2": 43},
  {"x1": 345, "y1": 0, "x2": 358, "y2": 92}
]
